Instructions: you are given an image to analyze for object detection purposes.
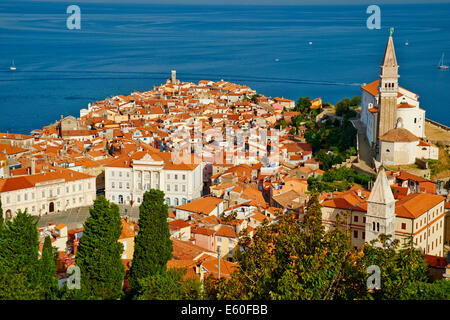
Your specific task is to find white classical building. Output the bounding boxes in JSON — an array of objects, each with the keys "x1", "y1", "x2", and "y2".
[
  {"x1": 0, "y1": 168, "x2": 96, "y2": 220},
  {"x1": 104, "y1": 151, "x2": 203, "y2": 206},
  {"x1": 360, "y1": 33, "x2": 438, "y2": 165}
]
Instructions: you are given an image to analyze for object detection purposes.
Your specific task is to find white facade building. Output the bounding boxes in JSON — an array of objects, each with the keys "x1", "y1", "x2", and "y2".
[
  {"x1": 104, "y1": 151, "x2": 203, "y2": 206},
  {"x1": 0, "y1": 168, "x2": 96, "y2": 220}
]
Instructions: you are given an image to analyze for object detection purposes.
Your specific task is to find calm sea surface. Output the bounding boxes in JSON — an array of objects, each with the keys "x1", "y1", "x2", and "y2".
[{"x1": 0, "y1": 1, "x2": 449, "y2": 133}]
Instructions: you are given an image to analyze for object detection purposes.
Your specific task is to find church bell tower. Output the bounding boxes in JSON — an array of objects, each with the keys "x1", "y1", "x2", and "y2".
[
  {"x1": 365, "y1": 166, "x2": 396, "y2": 246},
  {"x1": 377, "y1": 28, "x2": 399, "y2": 143}
]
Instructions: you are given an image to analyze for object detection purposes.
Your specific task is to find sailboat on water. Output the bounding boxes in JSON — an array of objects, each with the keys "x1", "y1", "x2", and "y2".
[
  {"x1": 438, "y1": 53, "x2": 449, "y2": 70},
  {"x1": 9, "y1": 60, "x2": 16, "y2": 71}
]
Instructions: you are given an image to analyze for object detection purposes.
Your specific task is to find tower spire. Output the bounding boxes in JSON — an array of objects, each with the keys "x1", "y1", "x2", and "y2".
[
  {"x1": 381, "y1": 28, "x2": 398, "y2": 75},
  {"x1": 376, "y1": 30, "x2": 399, "y2": 143},
  {"x1": 365, "y1": 166, "x2": 396, "y2": 246}
]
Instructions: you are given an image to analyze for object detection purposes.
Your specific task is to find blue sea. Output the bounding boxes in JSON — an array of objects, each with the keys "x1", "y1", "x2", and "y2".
[{"x1": 0, "y1": 1, "x2": 449, "y2": 133}]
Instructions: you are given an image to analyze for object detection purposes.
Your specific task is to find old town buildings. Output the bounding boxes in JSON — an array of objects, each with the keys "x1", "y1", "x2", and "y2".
[{"x1": 0, "y1": 63, "x2": 447, "y2": 275}]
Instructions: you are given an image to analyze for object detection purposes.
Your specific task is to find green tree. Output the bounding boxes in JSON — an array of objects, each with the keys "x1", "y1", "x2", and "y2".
[
  {"x1": 39, "y1": 235, "x2": 58, "y2": 299},
  {"x1": 76, "y1": 196, "x2": 125, "y2": 300},
  {"x1": 362, "y1": 236, "x2": 431, "y2": 299},
  {"x1": 0, "y1": 199, "x2": 4, "y2": 230},
  {"x1": 134, "y1": 268, "x2": 202, "y2": 300},
  {"x1": 128, "y1": 189, "x2": 173, "y2": 293},
  {"x1": 206, "y1": 201, "x2": 367, "y2": 300},
  {"x1": 407, "y1": 280, "x2": 450, "y2": 300},
  {"x1": 0, "y1": 210, "x2": 43, "y2": 299},
  {"x1": 351, "y1": 95, "x2": 361, "y2": 107},
  {"x1": 295, "y1": 96, "x2": 312, "y2": 113}
]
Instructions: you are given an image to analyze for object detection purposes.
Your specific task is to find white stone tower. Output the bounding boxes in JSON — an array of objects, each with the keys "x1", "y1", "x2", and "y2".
[
  {"x1": 171, "y1": 70, "x2": 177, "y2": 84},
  {"x1": 365, "y1": 166, "x2": 396, "y2": 246}
]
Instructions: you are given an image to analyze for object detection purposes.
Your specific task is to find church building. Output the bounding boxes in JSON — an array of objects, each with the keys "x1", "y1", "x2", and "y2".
[{"x1": 360, "y1": 30, "x2": 438, "y2": 165}]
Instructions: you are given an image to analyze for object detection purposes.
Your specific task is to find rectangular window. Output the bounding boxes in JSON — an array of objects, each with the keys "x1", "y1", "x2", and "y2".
[
  {"x1": 175, "y1": 185, "x2": 178, "y2": 192},
  {"x1": 167, "y1": 185, "x2": 170, "y2": 192},
  {"x1": 353, "y1": 230, "x2": 358, "y2": 238},
  {"x1": 175, "y1": 174, "x2": 178, "y2": 180},
  {"x1": 401, "y1": 223, "x2": 406, "y2": 230},
  {"x1": 183, "y1": 175, "x2": 186, "y2": 180},
  {"x1": 354, "y1": 215, "x2": 358, "y2": 223},
  {"x1": 362, "y1": 232, "x2": 365, "y2": 240},
  {"x1": 182, "y1": 185, "x2": 186, "y2": 192}
]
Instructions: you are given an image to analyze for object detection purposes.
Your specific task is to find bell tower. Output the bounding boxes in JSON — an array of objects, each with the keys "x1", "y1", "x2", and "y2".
[
  {"x1": 365, "y1": 166, "x2": 396, "y2": 247},
  {"x1": 377, "y1": 28, "x2": 399, "y2": 142}
]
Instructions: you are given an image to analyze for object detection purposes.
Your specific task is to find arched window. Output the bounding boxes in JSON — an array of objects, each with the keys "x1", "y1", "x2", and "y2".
[
  {"x1": 174, "y1": 198, "x2": 179, "y2": 206},
  {"x1": 373, "y1": 222, "x2": 376, "y2": 231},
  {"x1": 386, "y1": 149, "x2": 390, "y2": 153},
  {"x1": 182, "y1": 198, "x2": 187, "y2": 205},
  {"x1": 377, "y1": 223, "x2": 380, "y2": 232},
  {"x1": 165, "y1": 197, "x2": 170, "y2": 205}
]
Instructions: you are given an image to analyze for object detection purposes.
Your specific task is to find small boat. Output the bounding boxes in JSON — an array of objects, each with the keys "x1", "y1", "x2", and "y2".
[
  {"x1": 275, "y1": 58, "x2": 280, "y2": 62},
  {"x1": 9, "y1": 60, "x2": 16, "y2": 71},
  {"x1": 405, "y1": 40, "x2": 409, "y2": 46},
  {"x1": 438, "y1": 53, "x2": 449, "y2": 70},
  {"x1": 308, "y1": 41, "x2": 313, "y2": 45}
]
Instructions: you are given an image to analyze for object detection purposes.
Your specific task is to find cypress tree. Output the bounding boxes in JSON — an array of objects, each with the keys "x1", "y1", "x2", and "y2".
[
  {"x1": 76, "y1": 196, "x2": 125, "y2": 300},
  {"x1": 128, "y1": 189, "x2": 172, "y2": 293},
  {"x1": 0, "y1": 209, "x2": 42, "y2": 299},
  {"x1": 39, "y1": 235, "x2": 58, "y2": 299},
  {"x1": 0, "y1": 199, "x2": 4, "y2": 232}
]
